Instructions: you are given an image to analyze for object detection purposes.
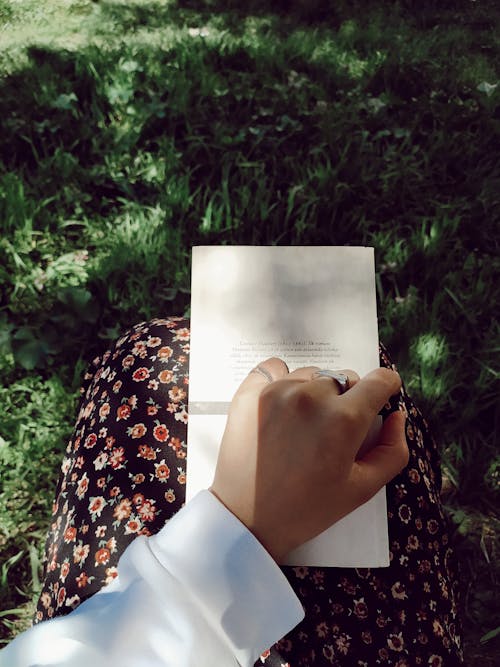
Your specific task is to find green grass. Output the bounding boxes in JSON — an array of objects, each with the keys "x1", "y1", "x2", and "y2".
[{"x1": 0, "y1": 0, "x2": 499, "y2": 661}]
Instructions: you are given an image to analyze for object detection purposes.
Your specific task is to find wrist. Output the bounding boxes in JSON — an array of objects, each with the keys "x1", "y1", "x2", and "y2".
[{"x1": 208, "y1": 487, "x2": 285, "y2": 562}]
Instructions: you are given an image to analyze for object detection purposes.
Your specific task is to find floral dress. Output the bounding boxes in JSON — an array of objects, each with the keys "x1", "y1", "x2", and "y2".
[{"x1": 33, "y1": 317, "x2": 464, "y2": 666}]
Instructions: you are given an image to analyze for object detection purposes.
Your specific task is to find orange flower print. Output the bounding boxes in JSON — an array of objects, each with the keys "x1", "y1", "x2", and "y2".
[
  {"x1": 432, "y1": 619, "x2": 444, "y2": 637},
  {"x1": 157, "y1": 346, "x2": 173, "y2": 361},
  {"x1": 398, "y1": 504, "x2": 411, "y2": 523},
  {"x1": 113, "y1": 498, "x2": 132, "y2": 520},
  {"x1": 99, "y1": 402, "x2": 110, "y2": 420},
  {"x1": 129, "y1": 423, "x2": 146, "y2": 439},
  {"x1": 106, "y1": 537, "x2": 117, "y2": 553},
  {"x1": 56, "y1": 586, "x2": 66, "y2": 608},
  {"x1": 125, "y1": 519, "x2": 142, "y2": 535},
  {"x1": 76, "y1": 472, "x2": 90, "y2": 500},
  {"x1": 427, "y1": 519, "x2": 439, "y2": 535},
  {"x1": 158, "y1": 369, "x2": 174, "y2": 384},
  {"x1": 63, "y1": 526, "x2": 77, "y2": 543},
  {"x1": 73, "y1": 542, "x2": 90, "y2": 565},
  {"x1": 174, "y1": 327, "x2": 190, "y2": 341},
  {"x1": 153, "y1": 424, "x2": 169, "y2": 442},
  {"x1": 133, "y1": 367, "x2": 150, "y2": 382},
  {"x1": 40, "y1": 592, "x2": 51, "y2": 609},
  {"x1": 260, "y1": 649, "x2": 271, "y2": 660},
  {"x1": 113, "y1": 380, "x2": 122, "y2": 393},
  {"x1": 293, "y1": 566, "x2": 309, "y2": 579},
  {"x1": 138, "y1": 500, "x2": 156, "y2": 522},
  {"x1": 353, "y1": 597, "x2": 369, "y2": 619},
  {"x1": 95, "y1": 547, "x2": 110, "y2": 566},
  {"x1": 146, "y1": 336, "x2": 162, "y2": 347},
  {"x1": 82, "y1": 400, "x2": 95, "y2": 420},
  {"x1": 110, "y1": 446, "x2": 126, "y2": 469},
  {"x1": 109, "y1": 485, "x2": 120, "y2": 497},
  {"x1": 122, "y1": 354, "x2": 135, "y2": 369},
  {"x1": 105, "y1": 566, "x2": 118, "y2": 585},
  {"x1": 316, "y1": 622, "x2": 328, "y2": 638},
  {"x1": 93, "y1": 451, "x2": 108, "y2": 470},
  {"x1": 84, "y1": 433, "x2": 97, "y2": 449},
  {"x1": 154, "y1": 459, "x2": 170, "y2": 481},
  {"x1": 88, "y1": 496, "x2": 106, "y2": 518},
  {"x1": 133, "y1": 473, "x2": 145, "y2": 485},
  {"x1": 169, "y1": 437, "x2": 181, "y2": 451},
  {"x1": 117, "y1": 404, "x2": 131, "y2": 420},
  {"x1": 335, "y1": 633, "x2": 351, "y2": 655},
  {"x1": 168, "y1": 386, "x2": 186, "y2": 403},
  {"x1": 133, "y1": 493, "x2": 145, "y2": 506},
  {"x1": 95, "y1": 525, "x2": 106, "y2": 538},
  {"x1": 391, "y1": 582, "x2": 408, "y2": 600},
  {"x1": 408, "y1": 468, "x2": 420, "y2": 484},
  {"x1": 387, "y1": 632, "x2": 404, "y2": 652},
  {"x1": 164, "y1": 489, "x2": 176, "y2": 503},
  {"x1": 147, "y1": 405, "x2": 158, "y2": 416},
  {"x1": 132, "y1": 341, "x2": 147, "y2": 356},
  {"x1": 407, "y1": 535, "x2": 419, "y2": 550},
  {"x1": 174, "y1": 407, "x2": 188, "y2": 424},
  {"x1": 137, "y1": 444, "x2": 156, "y2": 460},
  {"x1": 177, "y1": 470, "x2": 186, "y2": 485},
  {"x1": 76, "y1": 572, "x2": 89, "y2": 588},
  {"x1": 60, "y1": 561, "x2": 70, "y2": 582}
]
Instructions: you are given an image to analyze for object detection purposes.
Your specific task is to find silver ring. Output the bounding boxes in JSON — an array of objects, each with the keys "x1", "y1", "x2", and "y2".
[
  {"x1": 249, "y1": 366, "x2": 274, "y2": 383},
  {"x1": 312, "y1": 370, "x2": 350, "y2": 394}
]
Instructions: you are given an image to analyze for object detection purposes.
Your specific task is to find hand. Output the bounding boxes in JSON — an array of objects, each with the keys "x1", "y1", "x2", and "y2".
[{"x1": 209, "y1": 358, "x2": 409, "y2": 563}]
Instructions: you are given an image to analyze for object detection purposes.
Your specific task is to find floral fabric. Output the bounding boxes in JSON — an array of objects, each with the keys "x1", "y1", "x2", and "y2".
[{"x1": 33, "y1": 317, "x2": 464, "y2": 666}]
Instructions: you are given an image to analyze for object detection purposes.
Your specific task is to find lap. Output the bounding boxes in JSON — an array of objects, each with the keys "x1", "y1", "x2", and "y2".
[{"x1": 32, "y1": 317, "x2": 464, "y2": 665}]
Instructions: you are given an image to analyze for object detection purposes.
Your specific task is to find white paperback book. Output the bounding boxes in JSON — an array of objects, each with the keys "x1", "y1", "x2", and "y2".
[{"x1": 186, "y1": 245, "x2": 389, "y2": 567}]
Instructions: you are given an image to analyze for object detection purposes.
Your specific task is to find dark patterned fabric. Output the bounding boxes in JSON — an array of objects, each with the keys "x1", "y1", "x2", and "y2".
[{"x1": 33, "y1": 317, "x2": 464, "y2": 666}]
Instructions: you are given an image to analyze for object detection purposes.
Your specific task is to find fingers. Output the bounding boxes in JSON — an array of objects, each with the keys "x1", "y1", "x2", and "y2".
[
  {"x1": 235, "y1": 357, "x2": 290, "y2": 400},
  {"x1": 349, "y1": 411, "x2": 409, "y2": 504},
  {"x1": 339, "y1": 367, "x2": 402, "y2": 425}
]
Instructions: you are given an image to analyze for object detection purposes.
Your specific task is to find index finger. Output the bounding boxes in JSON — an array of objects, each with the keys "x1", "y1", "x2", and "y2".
[{"x1": 339, "y1": 367, "x2": 402, "y2": 427}]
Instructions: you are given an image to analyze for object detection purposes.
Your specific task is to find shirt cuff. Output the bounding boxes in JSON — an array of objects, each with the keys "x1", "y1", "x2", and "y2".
[{"x1": 149, "y1": 490, "x2": 305, "y2": 665}]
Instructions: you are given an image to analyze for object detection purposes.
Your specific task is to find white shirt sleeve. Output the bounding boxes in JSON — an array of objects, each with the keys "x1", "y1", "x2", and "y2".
[{"x1": 0, "y1": 490, "x2": 305, "y2": 667}]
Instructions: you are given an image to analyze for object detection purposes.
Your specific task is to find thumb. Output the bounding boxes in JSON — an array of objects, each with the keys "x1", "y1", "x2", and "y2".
[{"x1": 350, "y1": 411, "x2": 409, "y2": 503}]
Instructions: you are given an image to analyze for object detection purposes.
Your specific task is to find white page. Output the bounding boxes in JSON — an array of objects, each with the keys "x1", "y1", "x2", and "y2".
[{"x1": 186, "y1": 246, "x2": 389, "y2": 567}]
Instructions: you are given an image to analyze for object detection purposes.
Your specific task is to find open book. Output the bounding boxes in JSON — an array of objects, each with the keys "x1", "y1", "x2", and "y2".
[{"x1": 186, "y1": 246, "x2": 389, "y2": 567}]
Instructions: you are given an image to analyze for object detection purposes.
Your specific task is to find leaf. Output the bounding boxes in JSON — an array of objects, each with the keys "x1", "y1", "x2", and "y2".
[
  {"x1": 58, "y1": 286, "x2": 91, "y2": 309},
  {"x1": 12, "y1": 327, "x2": 36, "y2": 342},
  {"x1": 480, "y1": 626, "x2": 500, "y2": 643},
  {"x1": 51, "y1": 92, "x2": 78, "y2": 110},
  {"x1": 477, "y1": 81, "x2": 498, "y2": 97},
  {"x1": 0, "y1": 314, "x2": 13, "y2": 353},
  {"x1": 13, "y1": 339, "x2": 46, "y2": 370}
]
